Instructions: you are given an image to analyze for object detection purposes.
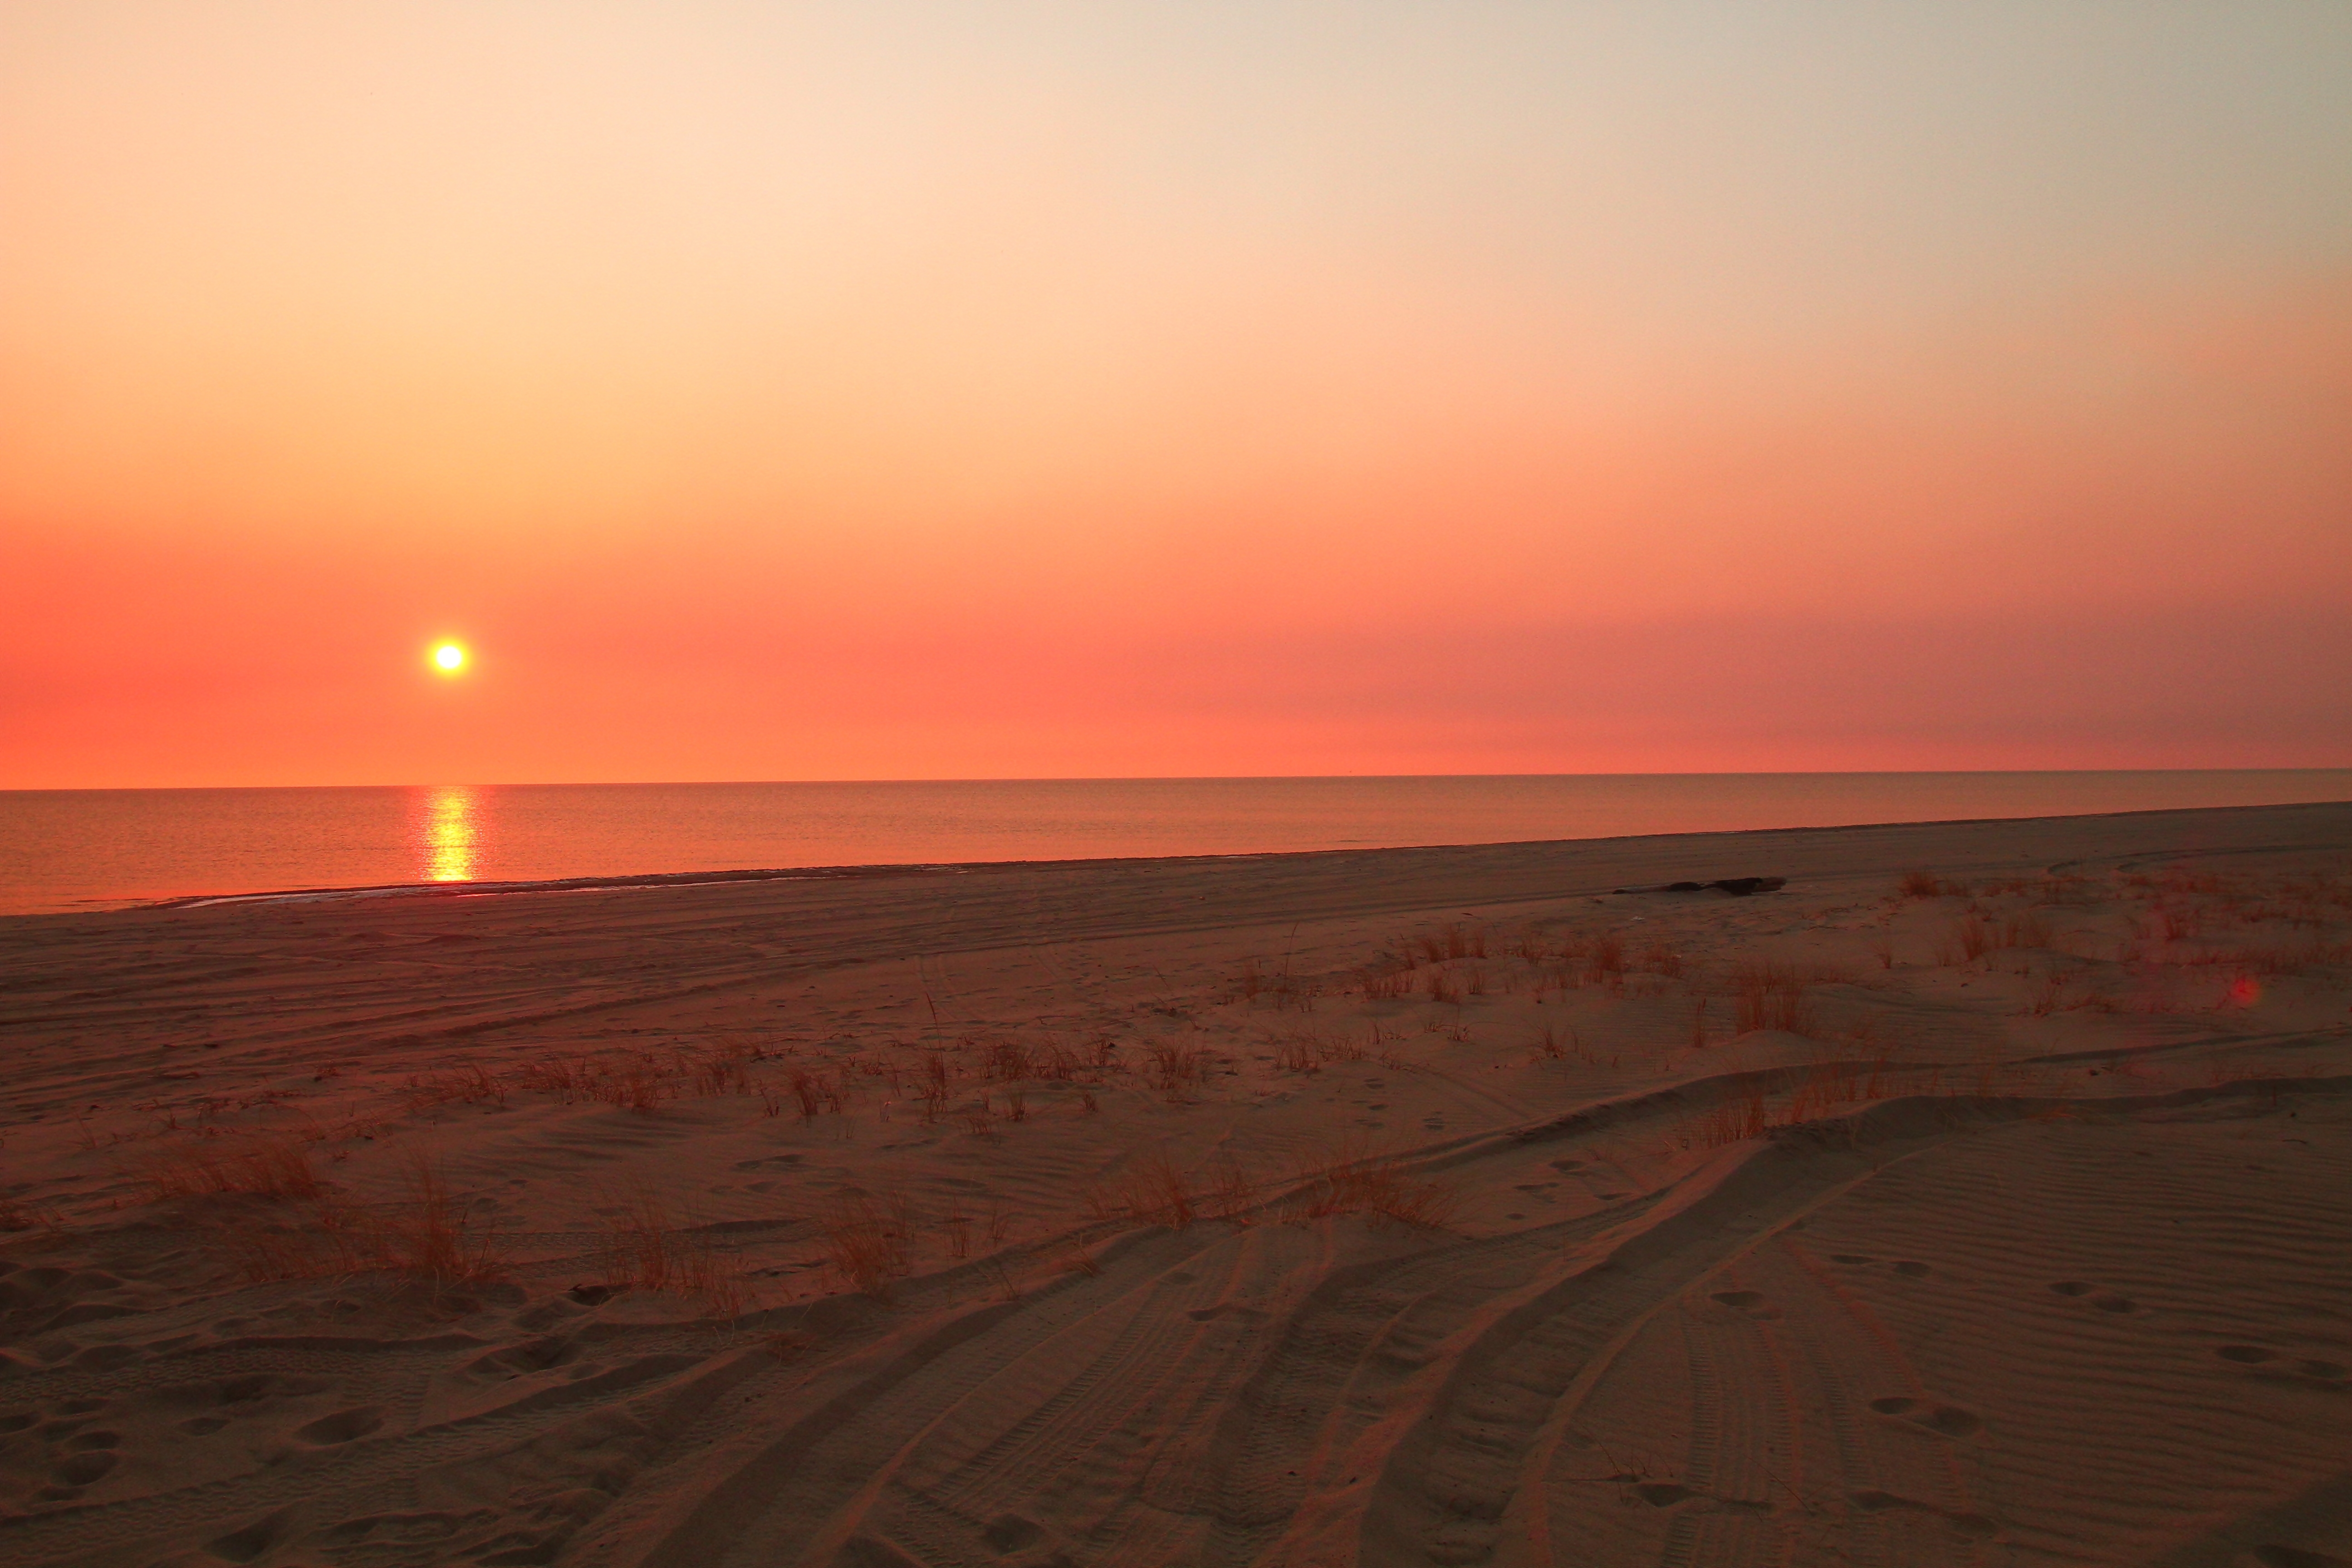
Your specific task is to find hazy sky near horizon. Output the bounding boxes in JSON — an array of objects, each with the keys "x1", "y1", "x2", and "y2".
[{"x1": 5, "y1": 1, "x2": 2348, "y2": 786}]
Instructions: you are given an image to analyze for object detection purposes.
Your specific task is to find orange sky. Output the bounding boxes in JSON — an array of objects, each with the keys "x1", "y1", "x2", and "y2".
[{"x1": 5, "y1": 2, "x2": 2348, "y2": 787}]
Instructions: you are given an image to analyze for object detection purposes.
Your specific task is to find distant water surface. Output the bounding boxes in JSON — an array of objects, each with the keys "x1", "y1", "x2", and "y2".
[{"x1": 3, "y1": 772, "x2": 2347, "y2": 915}]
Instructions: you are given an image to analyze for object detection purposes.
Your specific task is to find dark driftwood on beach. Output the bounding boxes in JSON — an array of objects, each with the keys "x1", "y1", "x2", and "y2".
[{"x1": 1612, "y1": 875, "x2": 1788, "y2": 896}]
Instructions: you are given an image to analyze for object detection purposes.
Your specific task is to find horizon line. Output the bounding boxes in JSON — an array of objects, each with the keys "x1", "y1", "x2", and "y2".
[{"x1": 9, "y1": 765, "x2": 2352, "y2": 795}]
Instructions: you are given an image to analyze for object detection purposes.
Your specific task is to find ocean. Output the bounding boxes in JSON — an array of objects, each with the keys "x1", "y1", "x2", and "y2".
[{"x1": 4, "y1": 771, "x2": 2347, "y2": 915}]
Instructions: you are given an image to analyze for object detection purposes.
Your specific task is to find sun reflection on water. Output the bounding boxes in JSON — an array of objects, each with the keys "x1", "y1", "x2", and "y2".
[{"x1": 421, "y1": 786, "x2": 479, "y2": 882}]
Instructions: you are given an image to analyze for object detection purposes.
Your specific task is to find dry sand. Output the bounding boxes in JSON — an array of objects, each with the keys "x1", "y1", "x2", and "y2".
[{"x1": 3, "y1": 802, "x2": 2350, "y2": 1568}]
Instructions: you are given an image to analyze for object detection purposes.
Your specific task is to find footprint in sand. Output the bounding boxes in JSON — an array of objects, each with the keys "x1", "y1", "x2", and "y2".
[
  {"x1": 319, "y1": 1511, "x2": 470, "y2": 1547},
  {"x1": 2225, "y1": 1349, "x2": 2352, "y2": 1385},
  {"x1": 2255, "y1": 1548, "x2": 2351, "y2": 1568},
  {"x1": 206, "y1": 1509, "x2": 294, "y2": 1564},
  {"x1": 1868, "y1": 1397, "x2": 1983, "y2": 1436},
  {"x1": 1711, "y1": 1290, "x2": 1765, "y2": 1308},
  {"x1": 49, "y1": 1447, "x2": 118, "y2": 1486},
  {"x1": 216, "y1": 1373, "x2": 331, "y2": 1404},
  {"x1": 1847, "y1": 1490, "x2": 1997, "y2": 1539},
  {"x1": 471, "y1": 1336, "x2": 584, "y2": 1377},
  {"x1": 983, "y1": 1513, "x2": 1043, "y2": 1551},
  {"x1": 294, "y1": 1406, "x2": 383, "y2": 1445},
  {"x1": 1187, "y1": 1303, "x2": 1265, "y2": 1323}
]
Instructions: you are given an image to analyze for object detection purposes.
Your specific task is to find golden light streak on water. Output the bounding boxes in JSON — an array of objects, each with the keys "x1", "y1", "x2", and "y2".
[{"x1": 422, "y1": 785, "x2": 478, "y2": 882}]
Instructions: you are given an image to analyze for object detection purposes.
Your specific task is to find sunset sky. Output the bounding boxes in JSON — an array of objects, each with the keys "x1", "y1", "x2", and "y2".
[{"x1": 5, "y1": 1, "x2": 2348, "y2": 788}]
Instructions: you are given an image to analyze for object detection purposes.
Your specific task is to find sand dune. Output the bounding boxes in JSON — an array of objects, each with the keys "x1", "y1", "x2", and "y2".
[{"x1": 2, "y1": 802, "x2": 2348, "y2": 1567}]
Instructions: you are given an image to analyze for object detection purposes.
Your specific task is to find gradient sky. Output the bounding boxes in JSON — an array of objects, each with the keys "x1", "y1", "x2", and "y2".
[{"x1": 5, "y1": 1, "x2": 2348, "y2": 787}]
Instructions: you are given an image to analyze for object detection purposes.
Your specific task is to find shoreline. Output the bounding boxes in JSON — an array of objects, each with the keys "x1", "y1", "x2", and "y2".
[
  {"x1": 10, "y1": 772, "x2": 2352, "y2": 919},
  {"x1": 83, "y1": 794, "x2": 2352, "y2": 915}
]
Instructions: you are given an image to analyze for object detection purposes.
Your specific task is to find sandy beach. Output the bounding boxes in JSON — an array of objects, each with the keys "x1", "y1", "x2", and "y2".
[{"x1": 3, "y1": 800, "x2": 2348, "y2": 1567}]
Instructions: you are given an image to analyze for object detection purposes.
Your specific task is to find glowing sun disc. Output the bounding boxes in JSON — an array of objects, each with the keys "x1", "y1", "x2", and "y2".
[{"x1": 432, "y1": 642, "x2": 466, "y2": 672}]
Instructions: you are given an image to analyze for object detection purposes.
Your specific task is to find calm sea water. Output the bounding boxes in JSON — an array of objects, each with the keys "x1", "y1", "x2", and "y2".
[{"x1": 3, "y1": 772, "x2": 2347, "y2": 915}]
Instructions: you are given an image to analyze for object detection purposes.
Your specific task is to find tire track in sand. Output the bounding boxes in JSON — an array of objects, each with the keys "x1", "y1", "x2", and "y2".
[{"x1": 1359, "y1": 1126, "x2": 1932, "y2": 1568}]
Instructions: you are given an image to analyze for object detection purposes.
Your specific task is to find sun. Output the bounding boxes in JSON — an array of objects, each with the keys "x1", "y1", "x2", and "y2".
[{"x1": 431, "y1": 642, "x2": 467, "y2": 674}]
